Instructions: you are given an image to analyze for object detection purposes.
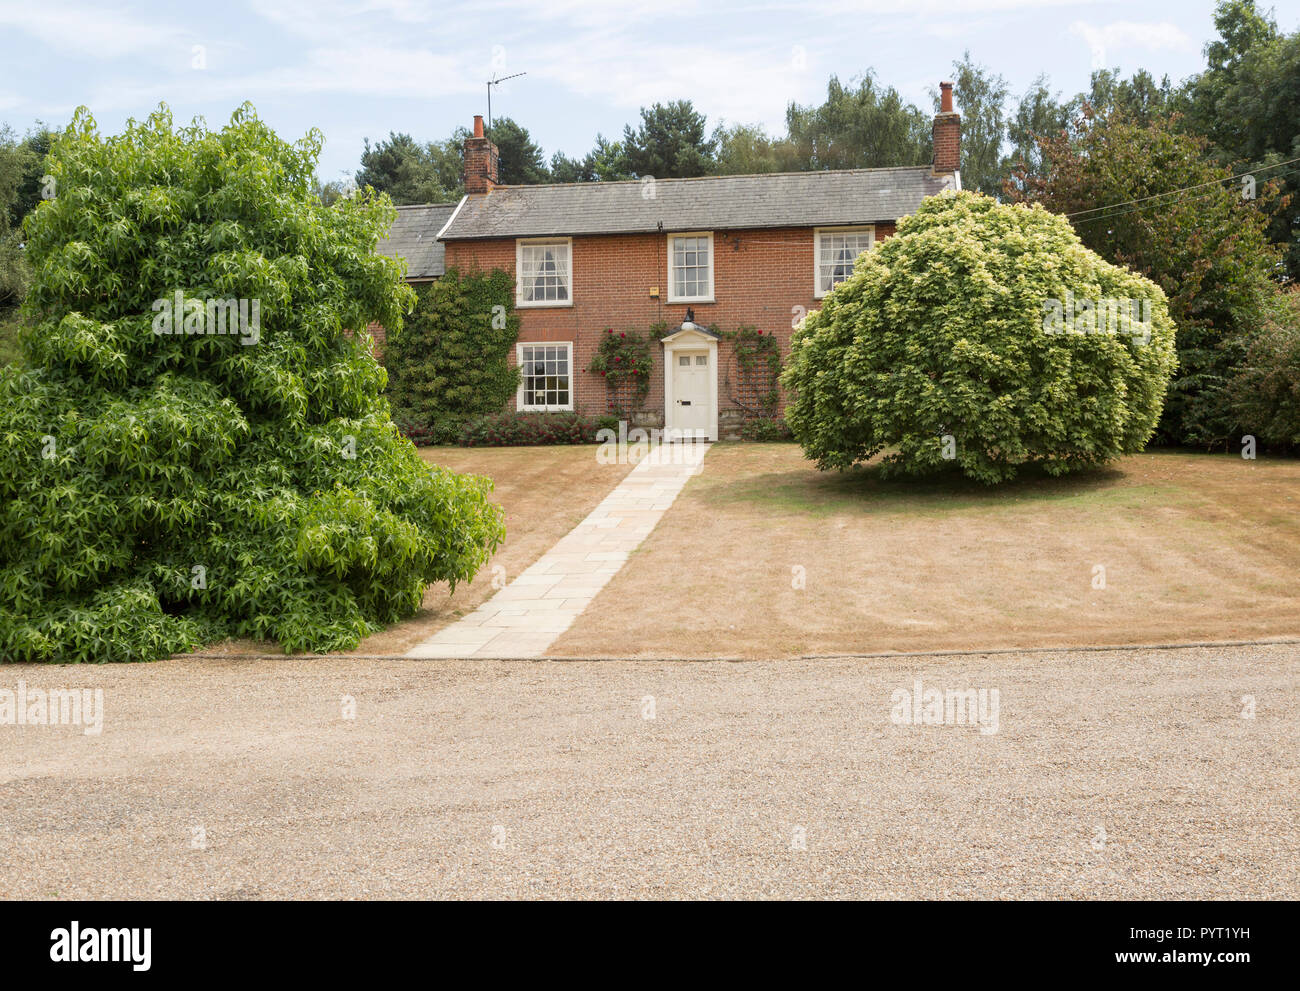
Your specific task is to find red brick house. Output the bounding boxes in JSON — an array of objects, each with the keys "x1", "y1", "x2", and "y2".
[{"x1": 379, "y1": 83, "x2": 961, "y2": 440}]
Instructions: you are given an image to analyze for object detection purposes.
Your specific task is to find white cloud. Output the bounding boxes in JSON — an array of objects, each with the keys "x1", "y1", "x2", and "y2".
[
  {"x1": 84, "y1": 44, "x2": 484, "y2": 113},
  {"x1": 233, "y1": 45, "x2": 482, "y2": 98},
  {"x1": 0, "y1": 2, "x2": 191, "y2": 59},
  {"x1": 1069, "y1": 20, "x2": 1197, "y2": 62}
]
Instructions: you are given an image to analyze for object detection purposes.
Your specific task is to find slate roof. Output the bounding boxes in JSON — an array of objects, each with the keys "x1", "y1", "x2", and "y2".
[
  {"x1": 375, "y1": 203, "x2": 458, "y2": 278},
  {"x1": 439, "y1": 166, "x2": 949, "y2": 240}
]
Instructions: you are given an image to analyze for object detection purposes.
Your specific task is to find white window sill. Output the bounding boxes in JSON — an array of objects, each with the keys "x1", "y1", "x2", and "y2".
[
  {"x1": 516, "y1": 299, "x2": 574, "y2": 309},
  {"x1": 668, "y1": 297, "x2": 714, "y2": 305}
]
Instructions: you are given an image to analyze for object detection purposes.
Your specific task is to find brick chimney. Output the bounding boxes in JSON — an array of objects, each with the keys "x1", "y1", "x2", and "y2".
[
  {"x1": 464, "y1": 114, "x2": 499, "y2": 194},
  {"x1": 932, "y1": 81, "x2": 961, "y2": 177}
]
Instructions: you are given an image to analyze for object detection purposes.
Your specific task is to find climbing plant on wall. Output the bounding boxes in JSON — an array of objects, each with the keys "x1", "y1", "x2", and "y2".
[
  {"x1": 718, "y1": 324, "x2": 782, "y2": 417},
  {"x1": 588, "y1": 327, "x2": 652, "y2": 416}
]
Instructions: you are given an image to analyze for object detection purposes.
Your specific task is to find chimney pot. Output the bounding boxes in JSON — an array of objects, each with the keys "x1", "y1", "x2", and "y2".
[
  {"x1": 473, "y1": 114, "x2": 485, "y2": 138},
  {"x1": 940, "y1": 81, "x2": 954, "y2": 114}
]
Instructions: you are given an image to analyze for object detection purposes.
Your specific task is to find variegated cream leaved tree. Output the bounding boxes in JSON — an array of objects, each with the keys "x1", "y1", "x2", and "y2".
[
  {"x1": 0, "y1": 105, "x2": 504, "y2": 662},
  {"x1": 783, "y1": 191, "x2": 1178, "y2": 484}
]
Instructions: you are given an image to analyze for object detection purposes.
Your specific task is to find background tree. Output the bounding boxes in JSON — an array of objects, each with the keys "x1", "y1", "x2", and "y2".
[
  {"x1": 938, "y1": 53, "x2": 1010, "y2": 196},
  {"x1": 1203, "y1": 0, "x2": 1279, "y2": 74},
  {"x1": 3, "y1": 125, "x2": 55, "y2": 226},
  {"x1": 548, "y1": 150, "x2": 590, "y2": 183},
  {"x1": 0, "y1": 125, "x2": 48, "y2": 365},
  {"x1": 550, "y1": 134, "x2": 631, "y2": 182},
  {"x1": 785, "y1": 72, "x2": 930, "y2": 170},
  {"x1": 0, "y1": 125, "x2": 34, "y2": 309},
  {"x1": 1001, "y1": 76, "x2": 1074, "y2": 192},
  {"x1": 622, "y1": 101, "x2": 715, "y2": 178},
  {"x1": 356, "y1": 131, "x2": 462, "y2": 203},
  {"x1": 1084, "y1": 68, "x2": 1179, "y2": 124},
  {"x1": 0, "y1": 104, "x2": 504, "y2": 662},
  {"x1": 484, "y1": 117, "x2": 549, "y2": 185},
  {"x1": 711, "y1": 122, "x2": 801, "y2": 175},
  {"x1": 1010, "y1": 107, "x2": 1285, "y2": 446},
  {"x1": 359, "y1": 119, "x2": 551, "y2": 192},
  {"x1": 1184, "y1": 0, "x2": 1300, "y2": 278},
  {"x1": 1227, "y1": 287, "x2": 1300, "y2": 449},
  {"x1": 314, "y1": 176, "x2": 356, "y2": 206}
]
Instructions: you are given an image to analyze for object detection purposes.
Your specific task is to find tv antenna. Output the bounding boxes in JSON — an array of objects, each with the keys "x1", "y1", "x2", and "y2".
[{"x1": 486, "y1": 71, "x2": 526, "y2": 129}]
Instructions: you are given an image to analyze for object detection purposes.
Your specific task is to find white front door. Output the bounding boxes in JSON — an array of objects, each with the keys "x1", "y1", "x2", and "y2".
[{"x1": 671, "y1": 351, "x2": 711, "y2": 434}]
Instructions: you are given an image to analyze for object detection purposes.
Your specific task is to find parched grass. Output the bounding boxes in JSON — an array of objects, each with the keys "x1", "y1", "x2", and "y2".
[
  {"x1": 197, "y1": 444, "x2": 635, "y2": 656},
  {"x1": 551, "y1": 444, "x2": 1300, "y2": 658},
  {"x1": 705, "y1": 458, "x2": 1192, "y2": 518}
]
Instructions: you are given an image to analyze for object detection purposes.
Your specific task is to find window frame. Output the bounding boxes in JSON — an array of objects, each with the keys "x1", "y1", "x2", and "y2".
[
  {"x1": 515, "y1": 342, "x2": 575, "y2": 412},
  {"x1": 813, "y1": 225, "x2": 876, "y2": 299},
  {"x1": 666, "y1": 231, "x2": 715, "y2": 304},
  {"x1": 515, "y1": 237, "x2": 574, "y2": 308}
]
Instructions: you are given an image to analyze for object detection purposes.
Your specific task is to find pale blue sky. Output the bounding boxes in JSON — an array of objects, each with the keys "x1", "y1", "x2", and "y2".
[{"x1": 2, "y1": 0, "x2": 1298, "y2": 185}]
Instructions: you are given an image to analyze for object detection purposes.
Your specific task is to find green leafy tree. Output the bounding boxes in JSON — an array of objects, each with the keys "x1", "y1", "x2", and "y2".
[
  {"x1": 1185, "y1": 0, "x2": 1300, "y2": 278},
  {"x1": 785, "y1": 72, "x2": 931, "y2": 171},
  {"x1": 782, "y1": 191, "x2": 1177, "y2": 484},
  {"x1": 550, "y1": 134, "x2": 631, "y2": 182},
  {"x1": 1003, "y1": 68, "x2": 1183, "y2": 196},
  {"x1": 356, "y1": 131, "x2": 461, "y2": 204},
  {"x1": 1010, "y1": 107, "x2": 1285, "y2": 446},
  {"x1": 0, "y1": 125, "x2": 35, "y2": 312},
  {"x1": 1085, "y1": 68, "x2": 1179, "y2": 125},
  {"x1": 1227, "y1": 288, "x2": 1300, "y2": 448},
  {"x1": 0, "y1": 104, "x2": 504, "y2": 662},
  {"x1": 711, "y1": 122, "x2": 802, "y2": 175},
  {"x1": 1001, "y1": 76, "x2": 1075, "y2": 191},
  {"x1": 548, "y1": 151, "x2": 588, "y2": 183},
  {"x1": 1204, "y1": 0, "x2": 1279, "y2": 73},
  {"x1": 0, "y1": 124, "x2": 42, "y2": 364},
  {"x1": 622, "y1": 101, "x2": 715, "y2": 178},
  {"x1": 484, "y1": 117, "x2": 549, "y2": 185},
  {"x1": 384, "y1": 269, "x2": 520, "y2": 436},
  {"x1": 14, "y1": 129, "x2": 55, "y2": 222}
]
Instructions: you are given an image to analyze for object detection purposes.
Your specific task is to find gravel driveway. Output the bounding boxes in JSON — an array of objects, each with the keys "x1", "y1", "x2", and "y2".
[{"x1": 1, "y1": 644, "x2": 1295, "y2": 899}]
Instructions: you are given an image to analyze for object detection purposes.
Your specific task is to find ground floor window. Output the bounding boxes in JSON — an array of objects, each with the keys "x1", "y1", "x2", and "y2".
[{"x1": 517, "y1": 342, "x2": 573, "y2": 411}]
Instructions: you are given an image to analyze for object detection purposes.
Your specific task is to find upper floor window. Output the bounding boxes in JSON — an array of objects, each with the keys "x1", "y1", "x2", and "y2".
[
  {"x1": 668, "y1": 233, "x2": 714, "y2": 303},
  {"x1": 815, "y1": 226, "x2": 875, "y2": 297},
  {"x1": 517, "y1": 238, "x2": 572, "y2": 306}
]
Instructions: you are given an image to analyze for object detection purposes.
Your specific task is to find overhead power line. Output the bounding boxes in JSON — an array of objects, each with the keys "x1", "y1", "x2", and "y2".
[{"x1": 1065, "y1": 157, "x2": 1300, "y2": 227}]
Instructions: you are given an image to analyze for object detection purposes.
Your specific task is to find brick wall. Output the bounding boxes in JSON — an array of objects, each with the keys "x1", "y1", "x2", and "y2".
[{"x1": 441, "y1": 222, "x2": 896, "y2": 419}]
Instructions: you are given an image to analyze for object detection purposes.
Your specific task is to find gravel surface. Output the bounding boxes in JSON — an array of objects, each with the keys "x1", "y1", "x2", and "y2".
[{"x1": 1, "y1": 644, "x2": 1296, "y2": 899}]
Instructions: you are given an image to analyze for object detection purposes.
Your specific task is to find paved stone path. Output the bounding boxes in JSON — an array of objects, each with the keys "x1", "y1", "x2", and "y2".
[{"x1": 407, "y1": 445, "x2": 709, "y2": 658}]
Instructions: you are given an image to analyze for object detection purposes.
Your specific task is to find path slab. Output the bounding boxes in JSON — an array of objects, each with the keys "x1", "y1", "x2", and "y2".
[{"x1": 407, "y1": 444, "x2": 709, "y2": 659}]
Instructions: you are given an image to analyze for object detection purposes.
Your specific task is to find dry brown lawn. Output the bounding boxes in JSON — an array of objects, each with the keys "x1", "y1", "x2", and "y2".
[
  {"x1": 551, "y1": 444, "x2": 1300, "y2": 658},
  {"x1": 197, "y1": 445, "x2": 633, "y2": 656}
]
